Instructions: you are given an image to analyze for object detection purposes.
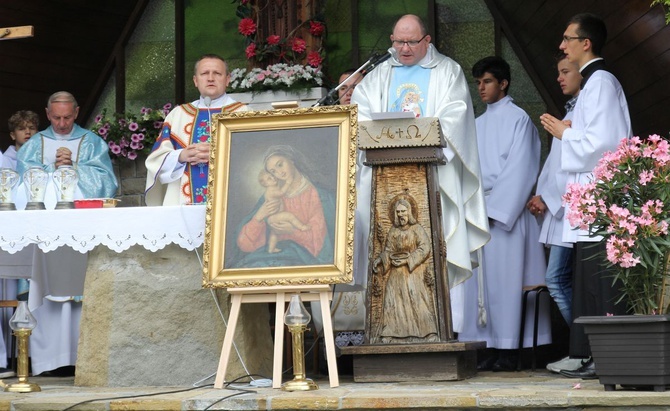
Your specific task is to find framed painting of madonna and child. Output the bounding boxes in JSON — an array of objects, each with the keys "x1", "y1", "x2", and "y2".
[{"x1": 202, "y1": 105, "x2": 357, "y2": 288}]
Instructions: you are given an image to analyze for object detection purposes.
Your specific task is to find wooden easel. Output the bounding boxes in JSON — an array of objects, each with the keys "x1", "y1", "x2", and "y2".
[{"x1": 214, "y1": 284, "x2": 339, "y2": 389}]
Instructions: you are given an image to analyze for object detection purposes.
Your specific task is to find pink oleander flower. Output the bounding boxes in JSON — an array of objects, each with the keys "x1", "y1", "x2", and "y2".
[
  {"x1": 266, "y1": 35, "x2": 280, "y2": 45},
  {"x1": 238, "y1": 18, "x2": 256, "y2": 36},
  {"x1": 564, "y1": 134, "x2": 670, "y2": 315},
  {"x1": 309, "y1": 21, "x2": 325, "y2": 37},
  {"x1": 306, "y1": 51, "x2": 323, "y2": 67}
]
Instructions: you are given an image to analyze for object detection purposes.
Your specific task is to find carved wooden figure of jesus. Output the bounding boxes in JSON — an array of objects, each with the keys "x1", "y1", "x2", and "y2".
[{"x1": 371, "y1": 194, "x2": 439, "y2": 344}]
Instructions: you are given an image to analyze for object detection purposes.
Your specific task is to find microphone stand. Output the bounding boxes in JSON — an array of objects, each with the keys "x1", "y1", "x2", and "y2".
[{"x1": 312, "y1": 52, "x2": 390, "y2": 107}]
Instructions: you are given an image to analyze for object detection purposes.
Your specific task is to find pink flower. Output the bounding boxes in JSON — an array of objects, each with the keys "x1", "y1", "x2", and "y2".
[
  {"x1": 98, "y1": 128, "x2": 108, "y2": 136},
  {"x1": 154, "y1": 121, "x2": 163, "y2": 129},
  {"x1": 290, "y1": 38, "x2": 306, "y2": 53},
  {"x1": 266, "y1": 35, "x2": 280, "y2": 45},
  {"x1": 306, "y1": 51, "x2": 322, "y2": 67},
  {"x1": 127, "y1": 151, "x2": 138, "y2": 160},
  {"x1": 94, "y1": 114, "x2": 103, "y2": 123},
  {"x1": 163, "y1": 103, "x2": 172, "y2": 111},
  {"x1": 245, "y1": 42, "x2": 257, "y2": 59},
  {"x1": 110, "y1": 143, "x2": 121, "y2": 155},
  {"x1": 639, "y1": 170, "x2": 654, "y2": 185},
  {"x1": 128, "y1": 122, "x2": 139, "y2": 131},
  {"x1": 238, "y1": 18, "x2": 256, "y2": 36},
  {"x1": 309, "y1": 21, "x2": 325, "y2": 37}
]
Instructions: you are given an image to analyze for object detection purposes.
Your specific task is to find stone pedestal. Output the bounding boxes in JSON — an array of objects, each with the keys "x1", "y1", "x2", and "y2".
[{"x1": 75, "y1": 244, "x2": 273, "y2": 387}]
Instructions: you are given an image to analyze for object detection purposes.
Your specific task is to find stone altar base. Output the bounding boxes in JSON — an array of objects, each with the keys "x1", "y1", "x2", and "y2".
[
  {"x1": 340, "y1": 341, "x2": 485, "y2": 383},
  {"x1": 75, "y1": 244, "x2": 273, "y2": 387}
]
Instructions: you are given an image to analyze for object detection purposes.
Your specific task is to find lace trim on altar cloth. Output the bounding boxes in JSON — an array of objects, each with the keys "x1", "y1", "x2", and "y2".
[
  {"x1": 334, "y1": 331, "x2": 365, "y2": 348},
  {"x1": 0, "y1": 205, "x2": 205, "y2": 254}
]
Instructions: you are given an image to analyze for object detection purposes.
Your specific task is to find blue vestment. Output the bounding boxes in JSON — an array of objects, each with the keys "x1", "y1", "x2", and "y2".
[{"x1": 17, "y1": 124, "x2": 117, "y2": 198}]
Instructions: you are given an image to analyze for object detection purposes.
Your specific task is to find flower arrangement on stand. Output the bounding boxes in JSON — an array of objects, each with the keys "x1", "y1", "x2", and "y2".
[
  {"x1": 229, "y1": 0, "x2": 326, "y2": 93},
  {"x1": 564, "y1": 134, "x2": 670, "y2": 315},
  {"x1": 93, "y1": 103, "x2": 172, "y2": 160}
]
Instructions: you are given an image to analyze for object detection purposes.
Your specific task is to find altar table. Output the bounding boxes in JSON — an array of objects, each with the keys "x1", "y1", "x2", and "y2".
[
  {"x1": 0, "y1": 205, "x2": 273, "y2": 386},
  {"x1": 0, "y1": 205, "x2": 204, "y2": 309}
]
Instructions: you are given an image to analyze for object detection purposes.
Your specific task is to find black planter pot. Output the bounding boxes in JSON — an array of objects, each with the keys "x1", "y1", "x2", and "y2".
[{"x1": 575, "y1": 314, "x2": 670, "y2": 392}]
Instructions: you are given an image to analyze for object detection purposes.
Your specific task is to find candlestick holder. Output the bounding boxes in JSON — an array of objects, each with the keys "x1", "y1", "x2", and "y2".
[
  {"x1": 281, "y1": 294, "x2": 318, "y2": 391},
  {"x1": 0, "y1": 168, "x2": 19, "y2": 211},
  {"x1": 53, "y1": 165, "x2": 78, "y2": 209},
  {"x1": 23, "y1": 167, "x2": 48, "y2": 211},
  {"x1": 4, "y1": 301, "x2": 40, "y2": 393}
]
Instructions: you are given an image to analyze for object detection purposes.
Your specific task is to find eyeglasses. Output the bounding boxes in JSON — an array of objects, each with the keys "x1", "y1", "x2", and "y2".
[
  {"x1": 562, "y1": 35, "x2": 588, "y2": 43},
  {"x1": 392, "y1": 34, "x2": 428, "y2": 48}
]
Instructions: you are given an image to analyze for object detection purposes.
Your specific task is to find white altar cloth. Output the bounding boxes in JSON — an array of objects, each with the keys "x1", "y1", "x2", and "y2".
[
  {"x1": 0, "y1": 205, "x2": 206, "y2": 309},
  {"x1": 0, "y1": 205, "x2": 205, "y2": 254}
]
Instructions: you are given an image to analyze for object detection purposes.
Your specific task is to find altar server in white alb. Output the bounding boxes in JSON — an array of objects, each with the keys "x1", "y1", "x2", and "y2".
[
  {"x1": 458, "y1": 56, "x2": 550, "y2": 372},
  {"x1": 145, "y1": 54, "x2": 248, "y2": 206},
  {"x1": 351, "y1": 14, "x2": 490, "y2": 333},
  {"x1": 0, "y1": 110, "x2": 40, "y2": 379},
  {"x1": 540, "y1": 13, "x2": 631, "y2": 380},
  {"x1": 17, "y1": 91, "x2": 117, "y2": 376},
  {"x1": 527, "y1": 55, "x2": 583, "y2": 374}
]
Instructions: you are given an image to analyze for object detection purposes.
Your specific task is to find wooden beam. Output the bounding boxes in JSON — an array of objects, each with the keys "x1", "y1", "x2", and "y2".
[{"x1": 0, "y1": 25, "x2": 34, "y2": 41}]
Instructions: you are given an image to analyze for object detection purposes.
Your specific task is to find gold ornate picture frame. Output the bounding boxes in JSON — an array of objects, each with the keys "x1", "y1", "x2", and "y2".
[{"x1": 203, "y1": 105, "x2": 357, "y2": 288}]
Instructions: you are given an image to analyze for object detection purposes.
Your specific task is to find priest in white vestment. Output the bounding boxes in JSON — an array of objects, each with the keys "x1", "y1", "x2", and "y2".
[
  {"x1": 145, "y1": 54, "x2": 248, "y2": 206},
  {"x1": 351, "y1": 14, "x2": 490, "y2": 334}
]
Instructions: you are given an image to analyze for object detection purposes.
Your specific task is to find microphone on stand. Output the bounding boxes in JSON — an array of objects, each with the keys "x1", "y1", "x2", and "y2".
[
  {"x1": 364, "y1": 48, "x2": 396, "y2": 74},
  {"x1": 313, "y1": 48, "x2": 396, "y2": 107}
]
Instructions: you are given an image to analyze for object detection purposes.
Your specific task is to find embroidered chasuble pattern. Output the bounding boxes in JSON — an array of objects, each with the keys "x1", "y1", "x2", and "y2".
[
  {"x1": 388, "y1": 65, "x2": 430, "y2": 118},
  {"x1": 153, "y1": 102, "x2": 243, "y2": 204}
]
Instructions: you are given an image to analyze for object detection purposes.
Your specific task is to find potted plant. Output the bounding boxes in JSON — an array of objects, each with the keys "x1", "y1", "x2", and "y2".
[
  {"x1": 92, "y1": 104, "x2": 172, "y2": 161},
  {"x1": 565, "y1": 134, "x2": 670, "y2": 391}
]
